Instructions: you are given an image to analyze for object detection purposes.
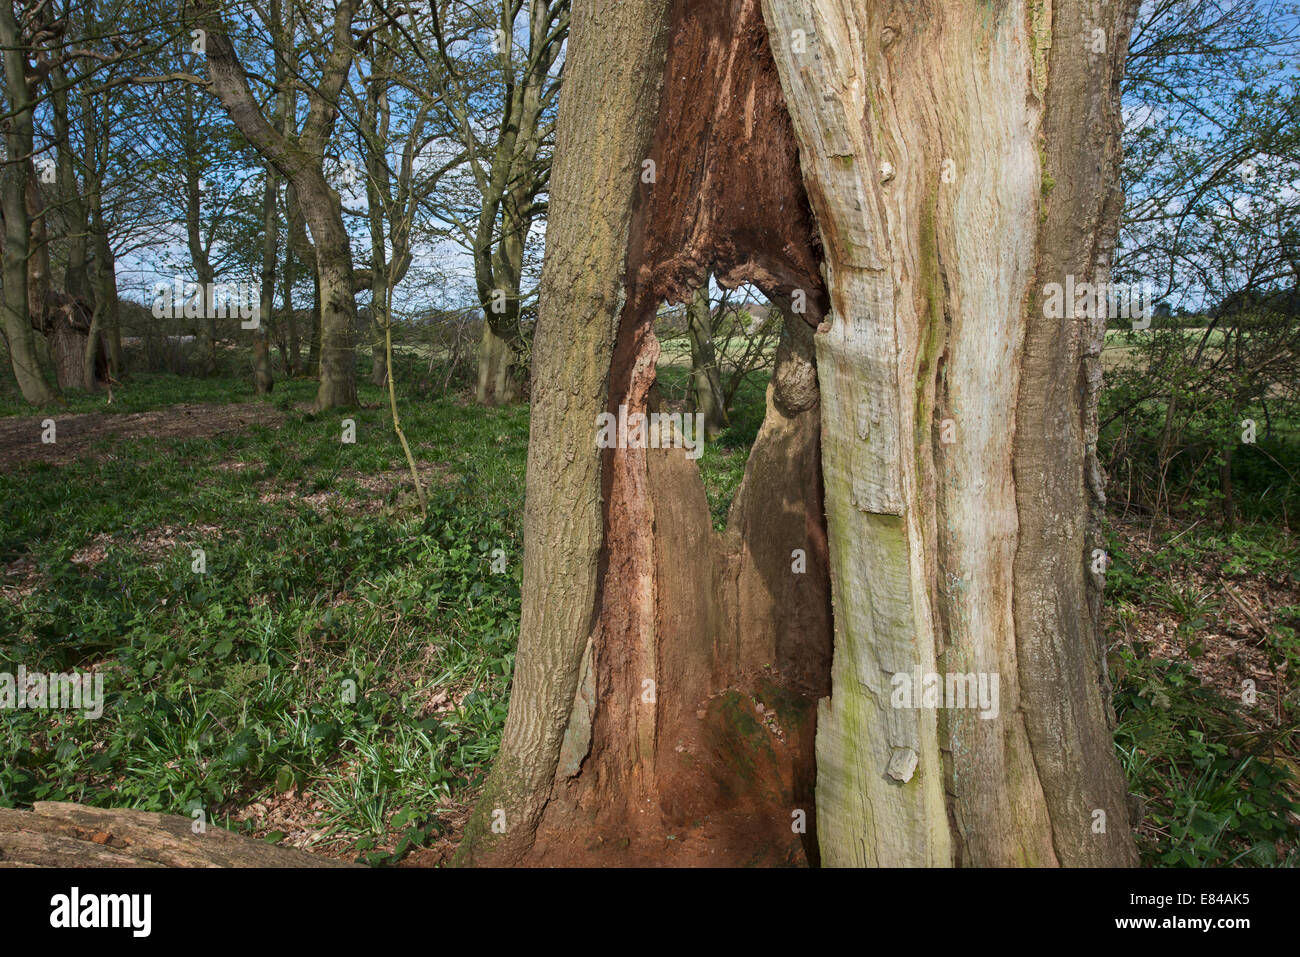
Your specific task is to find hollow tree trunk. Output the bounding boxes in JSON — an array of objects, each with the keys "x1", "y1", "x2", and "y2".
[{"x1": 457, "y1": 0, "x2": 1139, "y2": 868}]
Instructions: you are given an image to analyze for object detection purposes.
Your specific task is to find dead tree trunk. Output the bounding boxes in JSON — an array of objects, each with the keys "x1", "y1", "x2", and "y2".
[
  {"x1": 0, "y1": 803, "x2": 360, "y2": 868},
  {"x1": 457, "y1": 0, "x2": 1139, "y2": 868}
]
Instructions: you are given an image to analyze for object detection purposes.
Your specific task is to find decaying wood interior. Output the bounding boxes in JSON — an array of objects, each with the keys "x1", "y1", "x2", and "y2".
[{"x1": 526, "y1": 0, "x2": 835, "y2": 866}]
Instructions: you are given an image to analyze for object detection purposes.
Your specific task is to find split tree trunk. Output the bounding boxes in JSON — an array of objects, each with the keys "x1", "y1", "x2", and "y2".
[{"x1": 457, "y1": 0, "x2": 1139, "y2": 867}]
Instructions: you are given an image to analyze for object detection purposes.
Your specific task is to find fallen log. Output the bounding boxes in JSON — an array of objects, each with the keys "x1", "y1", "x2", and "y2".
[{"x1": 0, "y1": 802, "x2": 362, "y2": 868}]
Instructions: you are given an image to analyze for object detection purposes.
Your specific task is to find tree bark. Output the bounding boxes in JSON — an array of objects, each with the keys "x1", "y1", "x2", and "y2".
[
  {"x1": 458, "y1": 0, "x2": 1140, "y2": 867},
  {"x1": 0, "y1": 0, "x2": 56, "y2": 404},
  {"x1": 96, "y1": 230, "x2": 122, "y2": 378},
  {"x1": 0, "y1": 803, "x2": 360, "y2": 868},
  {"x1": 475, "y1": 322, "x2": 521, "y2": 405}
]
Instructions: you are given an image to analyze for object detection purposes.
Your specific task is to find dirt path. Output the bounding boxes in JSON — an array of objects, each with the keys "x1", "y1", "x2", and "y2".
[{"x1": 0, "y1": 402, "x2": 285, "y2": 472}]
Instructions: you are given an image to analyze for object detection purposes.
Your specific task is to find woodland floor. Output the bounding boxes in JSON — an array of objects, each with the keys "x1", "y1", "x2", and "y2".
[{"x1": 1, "y1": 368, "x2": 1297, "y2": 867}]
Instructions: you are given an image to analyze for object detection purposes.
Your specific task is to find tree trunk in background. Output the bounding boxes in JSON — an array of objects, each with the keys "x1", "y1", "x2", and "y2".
[
  {"x1": 81, "y1": 295, "x2": 104, "y2": 392},
  {"x1": 97, "y1": 231, "x2": 122, "y2": 378},
  {"x1": 200, "y1": 0, "x2": 358, "y2": 410},
  {"x1": 308, "y1": 268, "x2": 323, "y2": 380},
  {"x1": 369, "y1": 299, "x2": 389, "y2": 387},
  {"x1": 182, "y1": 108, "x2": 218, "y2": 376},
  {"x1": 255, "y1": 163, "x2": 278, "y2": 395},
  {"x1": 0, "y1": 196, "x2": 54, "y2": 403},
  {"x1": 307, "y1": 189, "x2": 357, "y2": 408},
  {"x1": 81, "y1": 109, "x2": 113, "y2": 393},
  {"x1": 686, "y1": 281, "x2": 727, "y2": 438},
  {"x1": 274, "y1": 2, "x2": 298, "y2": 381},
  {"x1": 49, "y1": 60, "x2": 91, "y2": 307},
  {"x1": 283, "y1": 235, "x2": 300, "y2": 375},
  {"x1": 474, "y1": 191, "x2": 526, "y2": 406},
  {"x1": 0, "y1": 1, "x2": 55, "y2": 404},
  {"x1": 466, "y1": 1, "x2": 565, "y2": 407},
  {"x1": 30, "y1": 152, "x2": 98, "y2": 394},
  {"x1": 475, "y1": 322, "x2": 520, "y2": 405},
  {"x1": 361, "y1": 74, "x2": 391, "y2": 390},
  {"x1": 458, "y1": 0, "x2": 1142, "y2": 868},
  {"x1": 286, "y1": 184, "x2": 324, "y2": 382}
]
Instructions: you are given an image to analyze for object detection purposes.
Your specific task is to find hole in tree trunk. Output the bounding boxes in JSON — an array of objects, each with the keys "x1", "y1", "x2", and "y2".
[{"x1": 523, "y1": 0, "x2": 834, "y2": 866}]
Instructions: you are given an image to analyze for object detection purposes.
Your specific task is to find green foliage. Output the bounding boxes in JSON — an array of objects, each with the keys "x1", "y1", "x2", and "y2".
[
  {"x1": 1113, "y1": 651, "x2": 1300, "y2": 867},
  {"x1": 0, "y1": 376, "x2": 527, "y2": 863},
  {"x1": 1107, "y1": 525, "x2": 1300, "y2": 866}
]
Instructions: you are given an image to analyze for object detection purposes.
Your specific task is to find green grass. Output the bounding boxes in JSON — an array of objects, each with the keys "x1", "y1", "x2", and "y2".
[
  {"x1": 1105, "y1": 523, "x2": 1300, "y2": 866},
  {"x1": 5, "y1": 364, "x2": 1299, "y2": 868},
  {"x1": 0, "y1": 375, "x2": 527, "y2": 864},
  {"x1": 0, "y1": 371, "x2": 262, "y2": 417},
  {"x1": 1113, "y1": 650, "x2": 1300, "y2": 866}
]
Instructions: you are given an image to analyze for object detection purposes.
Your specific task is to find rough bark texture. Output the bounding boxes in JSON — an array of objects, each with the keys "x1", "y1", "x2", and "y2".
[
  {"x1": 1014, "y1": 0, "x2": 1141, "y2": 866},
  {"x1": 459, "y1": 0, "x2": 1139, "y2": 867},
  {"x1": 763, "y1": 0, "x2": 1138, "y2": 865}
]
